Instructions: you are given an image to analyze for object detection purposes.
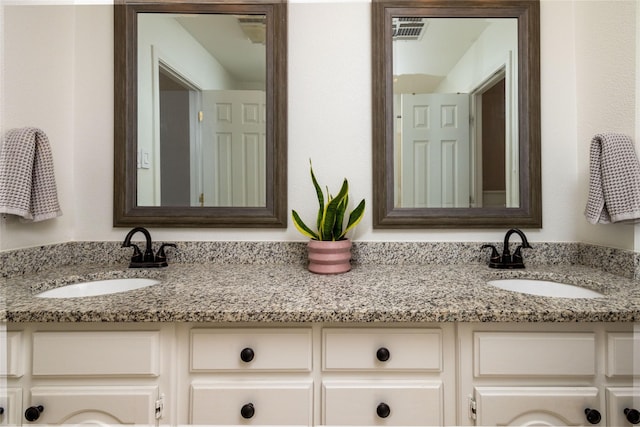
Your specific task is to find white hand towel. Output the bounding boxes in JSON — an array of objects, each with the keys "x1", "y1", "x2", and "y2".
[
  {"x1": 584, "y1": 132, "x2": 640, "y2": 224},
  {"x1": 0, "y1": 127, "x2": 62, "y2": 222}
]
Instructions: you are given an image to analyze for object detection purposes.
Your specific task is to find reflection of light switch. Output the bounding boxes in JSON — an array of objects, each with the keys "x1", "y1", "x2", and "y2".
[
  {"x1": 141, "y1": 150, "x2": 151, "y2": 169},
  {"x1": 138, "y1": 149, "x2": 151, "y2": 169}
]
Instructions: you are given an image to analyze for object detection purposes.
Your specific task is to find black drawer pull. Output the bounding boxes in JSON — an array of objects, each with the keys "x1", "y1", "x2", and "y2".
[
  {"x1": 376, "y1": 402, "x2": 391, "y2": 418},
  {"x1": 376, "y1": 347, "x2": 390, "y2": 362},
  {"x1": 625, "y1": 408, "x2": 640, "y2": 424},
  {"x1": 25, "y1": 405, "x2": 44, "y2": 422},
  {"x1": 585, "y1": 408, "x2": 601, "y2": 424},
  {"x1": 241, "y1": 403, "x2": 255, "y2": 419},
  {"x1": 240, "y1": 347, "x2": 255, "y2": 363}
]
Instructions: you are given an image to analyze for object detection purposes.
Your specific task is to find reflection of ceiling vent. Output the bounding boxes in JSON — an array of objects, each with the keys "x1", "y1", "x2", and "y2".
[
  {"x1": 392, "y1": 17, "x2": 427, "y2": 41},
  {"x1": 236, "y1": 15, "x2": 266, "y2": 45}
]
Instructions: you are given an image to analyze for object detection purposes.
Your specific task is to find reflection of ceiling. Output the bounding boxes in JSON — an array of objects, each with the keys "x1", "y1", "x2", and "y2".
[
  {"x1": 176, "y1": 14, "x2": 266, "y2": 85},
  {"x1": 393, "y1": 18, "x2": 491, "y2": 90}
]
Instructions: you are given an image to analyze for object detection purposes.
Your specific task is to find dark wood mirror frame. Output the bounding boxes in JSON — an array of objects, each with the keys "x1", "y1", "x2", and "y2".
[
  {"x1": 114, "y1": 0, "x2": 287, "y2": 227},
  {"x1": 372, "y1": 0, "x2": 541, "y2": 228}
]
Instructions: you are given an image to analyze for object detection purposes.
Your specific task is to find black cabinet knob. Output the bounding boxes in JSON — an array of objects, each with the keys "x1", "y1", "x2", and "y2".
[
  {"x1": 585, "y1": 408, "x2": 601, "y2": 424},
  {"x1": 376, "y1": 402, "x2": 391, "y2": 418},
  {"x1": 240, "y1": 347, "x2": 254, "y2": 363},
  {"x1": 0, "y1": 407, "x2": 4, "y2": 415},
  {"x1": 25, "y1": 405, "x2": 44, "y2": 422},
  {"x1": 625, "y1": 408, "x2": 640, "y2": 424},
  {"x1": 376, "y1": 347, "x2": 390, "y2": 362},
  {"x1": 240, "y1": 403, "x2": 255, "y2": 419}
]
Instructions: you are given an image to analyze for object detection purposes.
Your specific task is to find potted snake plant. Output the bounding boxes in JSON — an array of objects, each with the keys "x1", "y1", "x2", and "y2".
[{"x1": 292, "y1": 161, "x2": 365, "y2": 274}]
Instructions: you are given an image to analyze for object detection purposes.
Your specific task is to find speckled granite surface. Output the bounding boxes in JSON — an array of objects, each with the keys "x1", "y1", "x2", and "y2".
[
  {"x1": 1, "y1": 240, "x2": 638, "y2": 277},
  {"x1": 3, "y1": 261, "x2": 640, "y2": 323}
]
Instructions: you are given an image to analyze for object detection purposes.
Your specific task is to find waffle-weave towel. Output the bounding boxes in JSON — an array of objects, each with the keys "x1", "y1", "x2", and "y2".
[
  {"x1": 0, "y1": 127, "x2": 62, "y2": 222},
  {"x1": 584, "y1": 132, "x2": 640, "y2": 224}
]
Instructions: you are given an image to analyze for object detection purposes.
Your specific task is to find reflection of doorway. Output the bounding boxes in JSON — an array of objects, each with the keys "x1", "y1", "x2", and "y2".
[
  {"x1": 480, "y1": 77, "x2": 506, "y2": 208},
  {"x1": 159, "y1": 67, "x2": 192, "y2": 206},
  {"x1": 470, "y1": 55, "x2": 518, "y2": 208}
]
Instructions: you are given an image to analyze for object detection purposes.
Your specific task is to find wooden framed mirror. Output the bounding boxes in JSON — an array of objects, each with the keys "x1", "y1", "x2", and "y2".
[
  {"x1": 372, "y1": 0, "x2": 541, "y2": 228},
  {"x1": 114, "y1": 0, "x2": 287, "y2": 227}
]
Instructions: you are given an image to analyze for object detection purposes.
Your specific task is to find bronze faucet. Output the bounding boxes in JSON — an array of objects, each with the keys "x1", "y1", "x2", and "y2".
[
  {"x1": 122, "y1": 227, "x2": 176, "y2": 268},
  {"x1": 481, "y1": 228, "x2": 532, "y2": 269}
]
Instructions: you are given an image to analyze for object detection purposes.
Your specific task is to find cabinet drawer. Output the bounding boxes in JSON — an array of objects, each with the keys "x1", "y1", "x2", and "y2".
[
  {"x1": 474, "y1": 332, "x2": 596, "y2": 376},
  {"x1": 322, "y1": 380, "x2": 443, "y2": 426},
  {"x1": 323, "y1": 328, "x2": 441, "y2": 371},
  {"x1": 32, "y1": 331, "x2": 160, "y2": 376},
  {"x1": 191, "y1": 381, "x2": 312, "y2": 425},
  {"x1": 191, "y1": 328, "x2": 312, "y2": 371},
  {"x1": 606, "y1": 332, "x2": 638, "y2": 377}
]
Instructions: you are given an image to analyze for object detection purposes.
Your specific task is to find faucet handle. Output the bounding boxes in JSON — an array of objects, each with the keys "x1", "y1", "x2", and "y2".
[
  {"x1": 129, "y1": 244, "x2": 143, "y2": 263},
  {"x1": 155, "y1": 243, "x2": 177, "y2": 265},
  {"x1": 512, "y1": 244, "x2": 532, "y2": 264},
  {"x1": 481, "y1": 244, "x2": 500, "y2": 262}
]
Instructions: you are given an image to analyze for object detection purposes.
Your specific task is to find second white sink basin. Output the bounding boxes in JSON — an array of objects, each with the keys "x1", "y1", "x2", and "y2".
[
  {"x1": 487, "y1": 279, "x2": 604, "y2": 299},
  {"x1": 35, "y1": 278, "x2": 160, "y2": 299}
]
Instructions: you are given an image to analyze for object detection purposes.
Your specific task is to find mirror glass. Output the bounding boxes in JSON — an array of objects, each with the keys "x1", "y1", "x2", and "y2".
[
  {"x1": 114, "y1": 1, "x2": 287, "y2": 227},
  {"x1": 393, "y1": 17, "x2": 518, "y2": 209},
  {"x1": 373, "y1": 0, "x2": 541, "y2": 228},
  {"x1": 137, "y1": 13, "x2": 267, "y2": 208}
]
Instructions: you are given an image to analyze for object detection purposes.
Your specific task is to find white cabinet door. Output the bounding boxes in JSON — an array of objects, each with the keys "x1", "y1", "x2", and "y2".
[
  {"x1": 0, "y1": 388, "x2": 22, "y2": 426},
  {"x1": 474, "y1": 386, "x2": 602, "y2": 426},
  {"x1": 26, "y1": 386, "x2": 158, "y2": 425},
  {"x1": 190, "y1": 381, "x2": 312, "y2": 425},
  {"x1": 322, "y1": 380, "x2": 443, "y2": 426},
  {"x1": 607, "y1": 387, "x2": 640, "y2": 426}
]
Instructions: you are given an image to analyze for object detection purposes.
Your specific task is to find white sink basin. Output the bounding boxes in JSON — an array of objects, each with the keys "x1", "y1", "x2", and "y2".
[
  {"x1": 35, "y1": 278, "x2": 160, "y2": 299},
  {"x1": 487, "y1": 279, "x2": 604, "y2": 299}
]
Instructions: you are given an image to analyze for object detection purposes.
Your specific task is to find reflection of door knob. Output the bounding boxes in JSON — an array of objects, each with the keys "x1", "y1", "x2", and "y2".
[
  {"x1": 240, "y1": 403, "x2": 255, "y2": 419},
  {"x1": 376, "y1": 347, "x2": 390, "y2": 362},
  {"x1": 585, "y1": 408, "x2": 601, "y2": 424},
  {"x1": 625, "y1": 408, "x2": 640, "y2": 424},
  {"x1": 25, "y1": 405, "x2": 44, "y2": 422},
  {"x1": 376, "y1": 402, "x2": 391, "y2": 418},
  {"x1": 240, "y1": 347, "x2": 254, "y2": 363}
]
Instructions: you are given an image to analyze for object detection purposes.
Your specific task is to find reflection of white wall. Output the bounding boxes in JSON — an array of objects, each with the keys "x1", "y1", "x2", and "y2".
[
  {"x1": 435, "y1": 20, "x2": 517, "y2": 94},
  {"x1": 137, "y1": 15, "x2": 236, "y2": 205}
]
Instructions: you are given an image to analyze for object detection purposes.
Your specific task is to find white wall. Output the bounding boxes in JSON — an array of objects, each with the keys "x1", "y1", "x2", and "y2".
[
  {"x1": 572, "y1": 0, "x2": 638, "y2": 250},
  {"x1": 0, "y1": 0, "x2": 637, "y2": 250}
]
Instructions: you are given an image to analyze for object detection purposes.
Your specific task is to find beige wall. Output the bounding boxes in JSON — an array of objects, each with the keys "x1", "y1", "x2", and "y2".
[{"x1": 0, "y1": 0, "x2": 637, "y2": 251}]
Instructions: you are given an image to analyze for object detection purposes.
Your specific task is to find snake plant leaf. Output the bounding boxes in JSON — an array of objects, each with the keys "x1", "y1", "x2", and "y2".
[
  {"x1": 339, "y1": 198, "x2": 365, "y2": 239},
  {"x1": 292, "y1": 160, "x2": 366, "y2": 241},
  {"x1": 332, "y1": 193, "x2": 348, "y2": 240},
  {"x1": 292, "y1": 210, "x2": 319, "y2": 240},
  {"x1": 321, "y1": 179, "x2": 349, "y2": 240},
  {"x1": 310, "y1": 162, "x2": 324, "y2": 232}
]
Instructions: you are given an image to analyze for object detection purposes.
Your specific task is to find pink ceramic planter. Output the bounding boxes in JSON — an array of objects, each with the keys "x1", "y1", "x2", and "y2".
[{"x1": 307, "y1": 239, "x2": 352, "y2": 274}]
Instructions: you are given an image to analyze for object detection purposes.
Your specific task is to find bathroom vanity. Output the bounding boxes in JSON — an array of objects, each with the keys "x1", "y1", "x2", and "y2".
[{"x1": 2, "y1": 262, "x2": 639, "y2": 426}]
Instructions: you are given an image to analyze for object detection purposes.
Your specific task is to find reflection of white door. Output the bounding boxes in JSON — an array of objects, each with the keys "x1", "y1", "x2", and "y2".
[
  {"x1": 201, "y1": 90, "x2": 266, "y2": 207},
  {"x1": 400, "y1": 93, "x2": 470, "y2": 208}
]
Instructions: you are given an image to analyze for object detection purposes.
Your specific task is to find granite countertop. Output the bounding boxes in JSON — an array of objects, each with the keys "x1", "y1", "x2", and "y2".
[{"x1": 3, "y1": 262, "x2": 640, "y2": 323}]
